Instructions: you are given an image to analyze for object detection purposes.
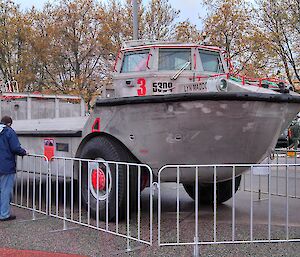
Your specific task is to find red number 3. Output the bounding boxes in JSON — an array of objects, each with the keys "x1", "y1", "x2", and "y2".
[{"x1": 137, "y1": 78, "x2": 146, "y2": 96}]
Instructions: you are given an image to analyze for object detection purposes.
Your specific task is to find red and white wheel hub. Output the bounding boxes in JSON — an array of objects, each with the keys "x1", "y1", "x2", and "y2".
[
  {"x1": 88, "y1": 160, "x2": 112, "y2": 201},
  {"x1": 91, "y1": 168, "x2": 106, "y2": 191}
]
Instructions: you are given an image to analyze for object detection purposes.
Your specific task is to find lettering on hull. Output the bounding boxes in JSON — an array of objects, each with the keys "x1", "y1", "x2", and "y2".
[
  {"x1": 153, "y1": 82, "x2": 174, "y2": 93},
  {"x1": 184, "y1": 82, "x2": 207, "y2": 93}
]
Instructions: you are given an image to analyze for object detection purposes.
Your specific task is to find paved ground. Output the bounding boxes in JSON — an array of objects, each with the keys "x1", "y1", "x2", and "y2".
[{"x1": 1, "y1": 183, "x2": 299, "y2": 257}]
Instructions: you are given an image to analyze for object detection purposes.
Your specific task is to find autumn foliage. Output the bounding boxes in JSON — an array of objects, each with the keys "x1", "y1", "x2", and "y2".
[
  {"x1": 0, "y1": 0, "x2": 299, "y2": 105},
  {"x1": 202, "y1": 0, "x2": 299, "y2": 84}
]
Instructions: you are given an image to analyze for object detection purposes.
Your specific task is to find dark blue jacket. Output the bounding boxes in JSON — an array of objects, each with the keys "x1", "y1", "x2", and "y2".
[{"x1": 0, "y1": 123, "x2": 26, "y2": 174}]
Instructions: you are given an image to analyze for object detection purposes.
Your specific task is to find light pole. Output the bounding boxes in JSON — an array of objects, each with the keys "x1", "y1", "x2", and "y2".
[{"x1": 132, "y1": 0, "x2": 138, "y2": 40}]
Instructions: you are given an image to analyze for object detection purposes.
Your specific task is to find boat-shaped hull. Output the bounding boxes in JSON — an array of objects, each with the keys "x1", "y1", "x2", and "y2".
[{"x1": 94, "y1": 92, "x2": 300, "y2": 183}]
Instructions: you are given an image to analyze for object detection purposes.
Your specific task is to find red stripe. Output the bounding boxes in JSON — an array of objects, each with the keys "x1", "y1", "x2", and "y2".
[{"x1": 0, "y1": 248, "x2": 86, "y2": 257}]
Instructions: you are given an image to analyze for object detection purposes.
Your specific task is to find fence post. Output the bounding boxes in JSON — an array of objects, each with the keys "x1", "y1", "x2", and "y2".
[
  {"x1": 193, "y1": 236, "x2": 199, "y2": 257},
  {"x1": 46, "y1": 156, "x2": 49, "y2": 215},
  {"x1": 126, "y1": 164, "x2": 131, "y2": 252},
  {"x1": 194, "y1": 166, "x2": 200, "y2": 257}
]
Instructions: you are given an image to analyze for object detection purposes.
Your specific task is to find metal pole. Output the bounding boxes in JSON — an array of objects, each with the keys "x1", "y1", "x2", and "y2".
[
  {"x1": 80, "y1": 99, "x2": 85, "y2": 117},
  {"x1": 39, "y1": 158, "x2": 42, "y2": 212},
  {"x1": 55, "y1": 98, "x2": 59, "y2": 118},
  {"x1": 14, "y1": 157, "x2": 18, "y2": 204},
  {"x1": 132, "y1": 0, "x2": 139, "y2": 40},
  {"x1": 158, "y1": 170, "x2": 161, "y2": 246},
  {"x1": 286, "y1": 164, "x2": 289, "y2": 240},
  {"x1": 137, "y1": 166, "x2": 141, "y2": 241},
  {"x1": 268, "y1": 165, "x2": 271, "y2": 241},
  {"x1": 116, "y1": 164, "x2": 119, "y2": 234},
  {"x1": 56, "y1": 160, "x2": 59, "y2": 216},
  {"x1": 250, "y1": 166, "x2": 253, "y2": 242},
  {"x1": 26, "y1": 157, "x2": 30, "y2": 208},
  {"x1": 213, "y1": 166, "x2": 217, "y2": 242},
  {"x1": 126, "y1": 164, "x2": 131, "y2": 251},
  {"x1": 32, "y1": 156, "x2": 36, "y2": 220},
  {"x1": 194, "y1": 166, "x2": 199, "y2": 257},
  {"x1": 27, "y1": 97, "x2": 32, "y2": 119},
  {"x1": 46, "y1": 159, "x2": 50, "y2": 215},
  {"x1": 232, "y1": 166, "x2": 236, "y2": 242},
  {"x1": 79, "y1": 160, "x2": 82, "y2": 223},
  {"x1": 106, "y1": 161, "x2": 109, "y2": 231},
  {"x1": 176, "y1": 166, "x2": 180, "y2": 244},
  {"x1": 71, "y1": 160, "x2": 74, "y2": 221},
  {"x1": 63, "y1": 159, "x2": 67, "y2": 230},
  {"x1": 20, "y1": 158, "x2": 24, "y2": 206}
]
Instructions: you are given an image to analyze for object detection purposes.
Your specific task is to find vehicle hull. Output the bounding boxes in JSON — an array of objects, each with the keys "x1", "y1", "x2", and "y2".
[{"x1": 92, "y1": 92, "x2": 300, "y2": 183}]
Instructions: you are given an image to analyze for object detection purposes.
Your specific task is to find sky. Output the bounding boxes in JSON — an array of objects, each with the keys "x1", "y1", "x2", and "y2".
[{"x1": 14, "y1": 0, "x2": 206, "y2": 29}]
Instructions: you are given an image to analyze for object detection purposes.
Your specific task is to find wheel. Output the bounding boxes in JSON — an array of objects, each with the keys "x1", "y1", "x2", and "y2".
[
  {"x1": 183, "y1": 176, "x2": 241, "y2": 204},
  {"x1": 80, "y1": 136, "x2": 137, "y2": 221}
]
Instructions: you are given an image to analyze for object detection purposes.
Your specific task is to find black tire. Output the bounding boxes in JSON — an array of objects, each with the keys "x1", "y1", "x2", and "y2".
[
  {"x1": 183, "y1": 176, "x2": 241, "y2": 205},
  {"x1": 80, "y1": 136, "x2": 137, "y2": 221}
]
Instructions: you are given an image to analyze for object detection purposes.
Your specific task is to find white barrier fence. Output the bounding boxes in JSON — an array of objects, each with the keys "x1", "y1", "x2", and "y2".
[
  {"x1": 241, "y1": 149, "x2": 300, "y2": 199},
  {"x1": 12, "y1": 154, "x2": 49, "y2": 218},
  {"x1": 158, "y1": 162, "x2": 300, "y2": 256},
  {"x1": 12, "y1": 154, "x2": 153, "y2": 251},
  {"x1": 48, "y1": 156, "x2": 153, "y2": 247},
  {"x1": 11, "y1": 152, "x2": 300, "y2": 256}
]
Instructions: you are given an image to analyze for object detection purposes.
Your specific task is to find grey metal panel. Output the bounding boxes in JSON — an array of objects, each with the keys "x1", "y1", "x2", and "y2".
[
  {"x1": 12, "y1": 117, "x2": 88, "y2": 134},
  {"x1": 0, "y1": 94, "x2": 85, "y2": 120},
  {"x1": 59, "y1": 102, "x2": 81, "y2": 117},
  {"x1": 0, "y1": 99, "x2": 27, "y2": 120},
  {"x1": 86, "y1": 99, "x2": 300, "y2": 183},
  {"x1": 31, "y1": 98, "x2": 55, "y2": 119}
]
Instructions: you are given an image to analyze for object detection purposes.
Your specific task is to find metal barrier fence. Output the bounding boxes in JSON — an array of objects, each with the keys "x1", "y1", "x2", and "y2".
[
  {"x1": 12, "y1": 152, "x2": 300, "y2": 255},
  {"x1": 158, "y1": 162, "x2": 300, "y2": 256},
  {"x1": 12, "y1": 154, "x2": 49, "y2": 218},
  {"x1": 12, "y1": 154, "x2": 153, "y2": 250},
  {"x1": 241, "y1": 150, "x2": 300, "y2": 199},
  {"x1": 48, "y1": 156, "x2": 153, "y2": 247}
]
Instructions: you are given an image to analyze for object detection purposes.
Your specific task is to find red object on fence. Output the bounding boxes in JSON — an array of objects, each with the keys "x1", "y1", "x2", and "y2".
[{"x1": 44, "y1": 138, "x2": 55, "y2": 161}]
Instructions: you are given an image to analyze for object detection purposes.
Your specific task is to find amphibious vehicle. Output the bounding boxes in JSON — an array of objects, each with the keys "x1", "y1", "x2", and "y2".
[{"x1": 1, "y1": 40, "x2": 300, "y2": 219}]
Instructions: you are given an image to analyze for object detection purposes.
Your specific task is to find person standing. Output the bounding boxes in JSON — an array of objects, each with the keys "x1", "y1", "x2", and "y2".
[
  {"x1": 0, "y1": 116, "x2": 27, "y2": 221},
  {"x1": 289, "y1": 117, "x2": 300, "y2": 150}
]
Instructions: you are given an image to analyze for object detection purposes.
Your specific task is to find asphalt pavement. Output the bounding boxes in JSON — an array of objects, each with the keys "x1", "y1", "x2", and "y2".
[{"x1": 1, "y1": 180, "x2": 299, "y2": 257}]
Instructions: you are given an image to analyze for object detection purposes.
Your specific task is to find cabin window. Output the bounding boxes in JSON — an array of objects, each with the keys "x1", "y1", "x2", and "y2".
[
  {"x1": 199, "y1": 50, "x2": 224, "y2": 73},
  {"x1": 158, "y1": 49, "x2": 191, "y2": 70},
  {"x1": 121, "y1": 50, "x2": 150, "y2": 73}
]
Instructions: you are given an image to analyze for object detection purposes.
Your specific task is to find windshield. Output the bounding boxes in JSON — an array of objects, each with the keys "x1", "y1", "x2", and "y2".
[
  {"x1": 159, "y1": 49, "x2": 191, "y2": 71},
  {"x1": 121, "y1": 50, "x2": 149, "y2": 73},
  {"x1": 199, "y1": 50, "x2": 224, "y2": 73}
]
